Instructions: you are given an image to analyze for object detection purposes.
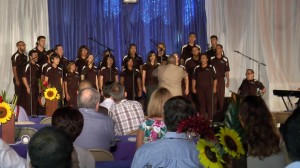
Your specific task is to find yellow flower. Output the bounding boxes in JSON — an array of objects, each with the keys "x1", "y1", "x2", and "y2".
[
  {"x1": 0, "y1": 102, "x2": 13, "y2": 124},
  {"x1": 217, "y1": 127, "x2": 245, "y2": 158},
  {"x1": 197, "y1": 139, "x2": 224, "y2": 168},
  {"x1": 56, "y1": 94, "x2": 60, "y2": 100},
  {"x1": 44, "y1": 88, "x2": 58, "y2": 100}
]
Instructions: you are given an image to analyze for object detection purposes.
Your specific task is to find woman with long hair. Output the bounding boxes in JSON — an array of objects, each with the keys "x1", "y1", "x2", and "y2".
[
  {"x1": 64, "y1": 62, "x2": 80, "y2": 107},
  {"x1": 81, "y1": 54, "x2": 99, "y2": 91},
  {"x1": 98, "y1": 54, "x2": 119, "y2": 92},
  {"x1": 142, "y1": 51, "x2": 159, "y2": 107},
  {"x1": 136, "y1": 87, "x2": 172, "y2": 149},
  {"x1": 75, "y1": 45, "x2": 89, "y2": 75},
  {"x1": 239, "y1": 96, "x2": 287, "y2": 168}
]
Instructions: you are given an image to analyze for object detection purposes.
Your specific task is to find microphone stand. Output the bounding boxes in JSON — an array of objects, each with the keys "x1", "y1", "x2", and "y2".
[{"x1": 234, "y1": 50, "x2": 267, "y2": 96}]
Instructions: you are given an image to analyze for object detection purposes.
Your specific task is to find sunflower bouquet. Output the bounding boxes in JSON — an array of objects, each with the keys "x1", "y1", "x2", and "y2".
[
  {"x1": 177, "y1": 113, "x2": 245, "y2": 168},
  {"x1": 0, "y1": 91, "x2": 17, "y2": 124},
  {"x1": 42, "y1": 81, "x2": 60, "y2": 100}
]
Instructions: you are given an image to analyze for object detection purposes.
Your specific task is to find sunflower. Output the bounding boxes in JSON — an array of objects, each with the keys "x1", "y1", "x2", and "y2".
[
  {"x1": 0, "y1": 102, "x2": 13, "y2": 124},
  {"x1": 197, "y1": 139, "x2": 224, "y2": 168},
  {"x1": 217, "y1": 127, "x2": 245, "y2": 158},
  {"x1": 56, "y1": 93, "x2": 60, "y2": 100},
  {"x1": 44, "y1": 88, "x2": 58, "y2": 100}
]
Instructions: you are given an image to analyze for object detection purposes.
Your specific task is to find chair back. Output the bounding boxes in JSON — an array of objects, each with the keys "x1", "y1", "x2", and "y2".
[
  {"x1": 126, "y1": 129, "x2": 138, "y2": 135},
  {"x1": 40, "y1": 117, "x2": 52, "y2": 124},
  {"x1": 88, "y1": 149, "x2": 114, "y2": 161},
  {"x1": 15, "y1": 127, "x2": 37, "y2": 141}
]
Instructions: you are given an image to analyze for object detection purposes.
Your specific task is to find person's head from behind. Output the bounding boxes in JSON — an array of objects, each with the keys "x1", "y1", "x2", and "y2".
[
  {"x1": 52, "y1": 106, "x2": 84, "y2": 142},
  {"x1": 29, "y1": 126, "x2": 73, "y2": 168},
  {"x1": 77, "y1": 87, "x2": 100, "y2": 110},
  {"x1": 110, "y1": 82, "x2": 125, "y2": 103},
  {"x1": 167, "y1": 54, "x2": 176, "y2": 65},
  {"x1": 281, "y1": 108, "x2": 300, "y2": 162},
  {"x1": 163, "y1": 96, "x2": 196, "y2": 132},
  {"x1": 239, "y1": 96, "x2": 280, "y2": 158},
  {"x1": 245, "y1": 69, "x2": 255, "y2": 80},
  {"x1": 147, "y1": 88, "x2": 172, "y2": 118},
  {"x1": 103, "y1": 81, "x2": 114, "y2": 98},
  {"x1": 78, "y1": 80, "x2": 92, "y2": 91}
]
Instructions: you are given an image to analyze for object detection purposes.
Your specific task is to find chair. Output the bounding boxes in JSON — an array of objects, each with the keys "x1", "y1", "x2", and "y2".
[
  {"x1": 40, "y1": 117, "x2": 52, "y2": 124},
  {"x1": 126, "y1": 129, "x2": 138, "y2": 135},
  {"x1": 15, "y1": 127, "x2": 37, "y2": 141},
  {"x1": 88, "y1": 149, "x2": 114, "y2": 161}
]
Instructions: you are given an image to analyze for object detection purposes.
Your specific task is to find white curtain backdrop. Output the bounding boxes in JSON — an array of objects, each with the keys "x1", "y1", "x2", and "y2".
[
  {"x1": 205, "y1": 0, "x2": 300, "y2": 111},
  {"x1": 0, "y1": 0, "x2": 49, "y2": 98}
]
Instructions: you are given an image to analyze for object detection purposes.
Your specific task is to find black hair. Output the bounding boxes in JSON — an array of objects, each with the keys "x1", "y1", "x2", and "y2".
[
  {"x1": 46, "y1": 49, "x2": 54, "y2": 56},
  {"x1": 36, "y1": 36, "x2": 46, "y2": 46},
  {"x1": 189, "y1": 32, "x2": 196, "y2": 36},
  {"x1": 52, "y1": 106, "x2": 84, "y2": 142},
  {"x1": 50, "y1": 52, "x2": 60, "y2": 63},
  {"x1": 77, "y1": 45, "x2": 90, "y2": 59},
  {"x1": 210, "y1": 35, "x2": 218, "y2": 40},
  {"x1": 101, "y1": 54, "x2": 116, "y2": 69},
  {"x1": 29, "y1": 50, "x2": 38, "y2": 57},
  {"x1": 102, "y1": 81, "x2": 114, "y2": 98},
  {"x1": 29, "y1": 126, "x2": 73, "y2": 168},
  {"x1": 146, "y1": 50, "x2": 157, "y2": 64},
  {"x1": 216, "y1": 44, "x2": 223, "y2": 49},
  {"x1": 163, "y1": 96, "x2": 196, "y2": 131},
  {"x1": 282, "y1": 108, "x2": 300, "y2": 161},
  {"x1": 54, "y1": 44, "x2": 63, "y2": 51},
  {"x1": 127, "y1": 44, "x2": 138, "y2": 57}
]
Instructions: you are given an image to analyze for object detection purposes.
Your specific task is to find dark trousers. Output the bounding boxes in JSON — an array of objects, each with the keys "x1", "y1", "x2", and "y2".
[
  {"x1": 13, "y1": 78, "x2": 26, "y2": 108},
  {"x1": 24, "y1": 87, "x2": 39, "y2": 116},
  {"x1": 197, "y1": 88, "x2": 215, "y2": 120},
  {"x1": 216, "y1": 77, "x2": 225, "y2": 112}
]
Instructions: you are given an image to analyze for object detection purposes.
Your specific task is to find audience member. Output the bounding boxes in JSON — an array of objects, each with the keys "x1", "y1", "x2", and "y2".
[
  {"x1": 136, "y1": 87, "x2": 172, "y2": 148},
  {"x1": 0, "y1": 138, "x2": 26, "y2": 168},
  {"x1": 100, "y1": 81, "x2": 115, "y2": 110},
  {"x1": 78, "y1": 80, "x2": 92, "y2": 92},
  {"x1": 131, "y1": 96, "x2": 201, "y2": 167},
  {"x1": 52, "y1": 106, "x2": 95, "y2": 168},
  {"x1": 281, "y1": 107, "x2": 300, "y2": 168},
  {"x1": 239, "y1": 96, "x2": 287, "y2": 168},
  {"x1": 74, "y1": 87, "x2": 115, "y2": 150},
  {"x1": 28, "y1": 127, "x2": 74, "y2": 168},
  {"x1": 109, "y1": 82, "x2": 144, "y2": 135}
]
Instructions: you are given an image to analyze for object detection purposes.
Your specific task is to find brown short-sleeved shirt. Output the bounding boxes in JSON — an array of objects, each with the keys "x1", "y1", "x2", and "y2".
[
  {"x1": 181, "y1": 44, "x2": 201, "y2": 62},
  {"x1": 99, "y1": 67, "x2": 118, "y2": 83},
  {"x1": 120, "y1": 69, "x2": 141, "y2": 91},
  {"x1": 156, "y1": 55, "x2": 168, "y2": 65},
  {"x1": 11, "y1": 51, "x2": 28, "y2": 80},
  {"x1": 41, "y1": 63, "x2": 51, "y2": 76},
  {"x1": 238, "y1": 79, "x2": 265, "y2": 96},
  {"x1": 23, "y1": 63, "x2": 40, "y2": 88},
  {"x1": 122, "y1": 55, "x2": 143, "y2": 70},
  {"x1": 193, "y1": 65, "x2": 216, "y2": 89},
  {"x1": 59, "y1": 56, "x2": 69, "y2": 74},
  {"x1": 64, "y1": 72, "x2": 80, "y2": 91},
  {"x1": 34, "y1": 47, "x2": 47, "y2": 67},
  {"x1": 142, "y1": 63, "x2": 159, "y2": 86},
  {"x1": 75, "y1": 58, "x2": 86, "y2": 75},
  {"x1": 210, "y1": 56, "x2": 230, "y2": 78},
  {"x1": 82, "y1": 65, "x2": 98, "y2": 88},
  {"x1": 45, "y1": 66, "x2": 63, "y2": 92}
]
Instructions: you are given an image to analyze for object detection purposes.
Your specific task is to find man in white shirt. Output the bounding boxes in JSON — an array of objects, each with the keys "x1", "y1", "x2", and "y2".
[
  {"x1": 0, "y1": 138, "x2": 26, "y2": 168},
  {"x1": 100, "y1": 81, "x2": 115, "y2": 110}
]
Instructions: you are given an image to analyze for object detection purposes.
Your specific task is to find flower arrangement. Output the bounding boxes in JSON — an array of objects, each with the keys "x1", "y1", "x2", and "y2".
[
  {"x1": 0, "y1": 91, "x2": 17, "y2": 124},
  {"x1": 40, "y1": 81, "x2": 60, "y2": 101},
  {"x1": 177, "y1": 106, "x2": 245, "y2": 168}
]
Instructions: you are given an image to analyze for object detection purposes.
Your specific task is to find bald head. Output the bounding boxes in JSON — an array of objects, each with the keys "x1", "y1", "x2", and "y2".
[
  {"x1": 77, "y1": 87, "x2": 100, "y2": 109},
  {"x1": 167, "y1": 55, "x2": 176, "y2": 65},
  {"x1": 78, "y1": 80, "x2": 92, "y2": 91}
]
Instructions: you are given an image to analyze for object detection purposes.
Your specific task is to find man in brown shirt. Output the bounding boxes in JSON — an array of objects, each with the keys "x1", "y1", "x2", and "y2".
[
  {"x1": 45, "y1": 53, "x2": 63, "y2": 98},
  {"x1": 184, "y1": 46, "x2": 201, "y2": 110},
  {"x1": 54, "y1": 44, "x2": 68, "y2": 77},
  {"x1": 34, "y1": 36, "x2": 47, "y2": 67},
  {"x1": 11, "y1": 41, "x2": 27, "y2": 107},
  {"x1": 122, "y1": 44, "x2": 143, "y2": 73},
  {"x1": 210, "y1": 44, "x2": 230, "y2": 113},
  {"x1": 192, "y1": 54, "x2": 217, "y2": 120},
  {"x1": 180, "y1": 32, "x2": 201, "y2": 65},
  {"x1": 155, "y1": 54, "x2": 189, "y2": 97},
  {"x1": 22, "y1": 50, "x2": 40, "y2": 116}
]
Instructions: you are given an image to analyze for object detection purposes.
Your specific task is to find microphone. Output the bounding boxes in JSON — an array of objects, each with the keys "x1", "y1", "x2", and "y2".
[{"x1": 234, "y1": 50, "x2": 240, "y2": 53}]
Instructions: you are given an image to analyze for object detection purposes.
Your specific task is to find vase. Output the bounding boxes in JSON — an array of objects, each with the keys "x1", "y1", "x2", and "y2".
[
  {"x1": 1, "y1": 115, "x2": 15, "y2": 144},
  {"x1": 46, "y1": 99, "x2": 58, "y2": 117}
]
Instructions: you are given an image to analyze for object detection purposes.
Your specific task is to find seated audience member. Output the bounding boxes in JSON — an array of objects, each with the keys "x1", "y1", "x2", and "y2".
[
  {"x1": 281, "y1": 108, "x2": 300, "y2": 168},
  {"x1": 100, "y1": 81, "x2": 115, "y2": 110},
  {"x1": 131, "y1": 96, "x2": 201, "y2": 168},
  {"x1": 78, "y1": 80, "x2": 92, "y2": 92},
  {"x1": 52, "y1": 106, "x2": 95, "y2": 168},
  {"x1": 239, "y1": 96, "x2": 287, "y2": 168},
  {"x1": 0, "y1": 138, "x2": 26, "y2": 168},
  {"x1": 136, "y1": 87, "x2": 172, "y2": 148},
  {"x1": 74, "y1": 87, "x2": 114, "y2": 150},
  {"x1": 109, "y1": 82, "x2": 144, "y2": 135},
  {"x1": 28, "y1": 127, "x2": 74, "y2": 168}
]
